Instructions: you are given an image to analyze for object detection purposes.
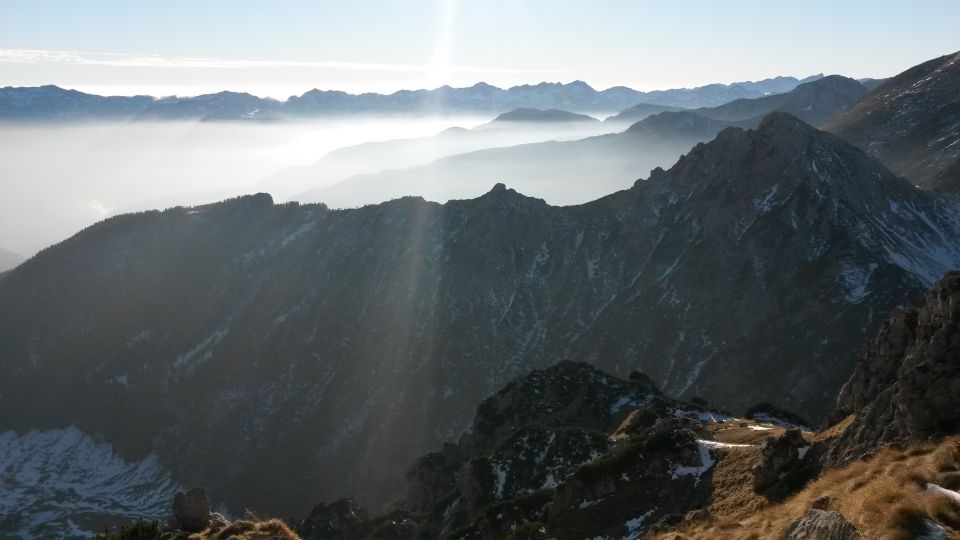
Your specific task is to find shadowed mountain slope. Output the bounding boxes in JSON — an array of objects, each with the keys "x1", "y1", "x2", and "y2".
[{"x1": 2, "y1": 114, "x2": 958, "y2": 522}]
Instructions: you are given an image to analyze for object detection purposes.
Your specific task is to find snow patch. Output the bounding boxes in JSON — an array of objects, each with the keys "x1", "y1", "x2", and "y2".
[
  {"x1": 699, "y1": 439, "x2": 752, "y2": 449},
  {"x1": 670, "y1": 441, "x2": 715, "y2": 485},
  {"x1": 839, "y1": 261, "x2": 878, "y2": 303},
  {"x1": 492, "y1": 460, "x2": 509, "y2": 499},
  {"x1": 927, "y1": 483, "x2": 960, "y2": 504},
  {"x1": 609, "y1": 394, "x2": 648, "y2": 414},
  {"x1": 624, "y1": 509, "x2": 655, "y2": 540},
  {"x1": 752, "y1": 184, "x2": 780, "y2": 213},
  {"x1": 0, "y1": 427, "x2": 180, "y2": 539}
]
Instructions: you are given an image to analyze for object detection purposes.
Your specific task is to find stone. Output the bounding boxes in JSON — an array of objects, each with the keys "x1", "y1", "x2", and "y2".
[
  {"x1": 784, "y1": 509, "x2": 859, "y2": 540},
  {"x1": 753, "y1": 429, "x2": 806, "y2": 496},
  {"x1": 172, "y1": 488, "x2": 213, "y2": 532},
  {"x1": 298, "y1": 498, "x2": 370, "y2": 540}
]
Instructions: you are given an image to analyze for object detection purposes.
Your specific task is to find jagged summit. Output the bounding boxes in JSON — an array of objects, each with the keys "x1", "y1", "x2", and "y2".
[{"x1": 651, "y1": 112, "x2": 918, "y2": 204}]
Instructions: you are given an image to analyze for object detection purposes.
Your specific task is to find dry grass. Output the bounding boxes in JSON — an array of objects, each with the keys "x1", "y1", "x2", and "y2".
[
  {"x1": 187, "y1": 519, "x2": 300, "y2": 540},
  {"x1": 812, "y1": 414, "x2": 854, "y2": 443},
  {"x1": 654, "y1": 437, "x2": 960, "y2": 539},
  {"x1": 707, "y1": 421, "x2": 792, "y2": 445},
  {"x1": 704, "y1": 445, "x2": 768, "y2": 522}
]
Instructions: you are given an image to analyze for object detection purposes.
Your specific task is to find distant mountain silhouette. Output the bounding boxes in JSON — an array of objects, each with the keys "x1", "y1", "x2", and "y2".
[
  {"x1": 693, "y1": 75, "x2": 867, "y2": 127},
  {"x1": 0, "y1": 75, "x2": 824, "y2": 121},
  {"x1": 0, "y1": 246, "x2": 23, "y2": 272},
  {"x1": 295, "y1": 76, "x2": 867, "y2": 207},
  {"x1": 604, "y1": 102, "x2": 688, "y2": 125},
  {"x1": 483, "y1": 107, "x2": 598, "y2": 125}
]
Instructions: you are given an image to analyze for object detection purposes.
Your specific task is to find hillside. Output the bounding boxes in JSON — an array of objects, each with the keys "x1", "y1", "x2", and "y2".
[
  {"x1": 291, "y1": 271, "x2": 960, "y2": 539},
  {"x1": 826, "y1": 51, "x2": 960, "y2": 188},
  {"x1": 604, "y1": 103, "x2": 688, "y2": 125},
  {"x1": 3, "y1": 114, "x2": 960, "y2": 530},
  {"x1": 693, "y1": 74, "x2": 868, "y2": 127}
]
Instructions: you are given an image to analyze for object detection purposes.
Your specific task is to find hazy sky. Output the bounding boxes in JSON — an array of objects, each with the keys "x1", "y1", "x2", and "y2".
[{"x1": 1, "y1": 0, "x2": 959, "y2": 97}]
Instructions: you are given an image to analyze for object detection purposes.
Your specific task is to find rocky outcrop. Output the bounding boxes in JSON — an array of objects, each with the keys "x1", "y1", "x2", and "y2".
[
  {"x1": 826, "y1": 272, "x2": 960, "y2": 466},
  {"x1": 784, "y1": 509, "x2": 859, "y2": 540},
  {"x1": 332, "y1": 362, "x2": 766, "y2": 540},
  {"x1": 752, "y1": 429, "x2": 816, "y2": 500},
  {"x1": 402, "y1": 362, "x2": 684, "y2": 538},
  {"x1": 298, "y1": 499, "x2": 369, "y2": 540},
  {"x1": 171, "y1": 488, "x2": 215, "y2": 532}
]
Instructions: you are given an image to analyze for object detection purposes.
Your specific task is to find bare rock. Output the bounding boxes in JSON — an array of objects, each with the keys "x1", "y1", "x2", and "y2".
[
  {"x1": 299, "y1": 498, "x2": 370, "y2": 540},
  {"x1": 172, "y1": 488, "x2": 213, "y2": 532},
  {"x1": 784, "y1": 509, "x2": 859, "y2": 540},
  {"x1": 753, "y1": 429, "x2": 807, "y2": 494},
  {"x1": 825, "y1": 272, "x2": 960, "y2": 467}
]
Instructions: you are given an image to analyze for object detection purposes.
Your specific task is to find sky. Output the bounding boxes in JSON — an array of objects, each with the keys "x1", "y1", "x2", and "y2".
[{"x1": 1, "y1": 0, "x2": 959, "y2": 98}]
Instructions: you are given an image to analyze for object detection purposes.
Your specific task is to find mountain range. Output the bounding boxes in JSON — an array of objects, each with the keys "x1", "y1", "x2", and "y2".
[
  {"x1": 4, "y1": 105, "x2": 960, "y2": 529},
  {"x1": 292, "y1": 74, "x2": 868, "y2": 207},
  {"x1": 0, "y1": 75, "x2": 823, "y2": 121},
  {"x1": 3, "y1": 50, "x2": 960, "y2": 539}
]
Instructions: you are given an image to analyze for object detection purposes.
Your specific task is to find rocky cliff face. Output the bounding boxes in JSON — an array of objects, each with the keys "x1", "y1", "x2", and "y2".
[
  {"x1": 2, "y1": 114, "x2": 958, "y2": 523},
  {"x1": 299, "y1": 361, "x2": 780, "y2": 540},
  {"x1": 826, "y1": 51, "x2": 960, "y2": 188},
  {"x1": 825, "y1": 271, "x2": 960, "y2": 465}
]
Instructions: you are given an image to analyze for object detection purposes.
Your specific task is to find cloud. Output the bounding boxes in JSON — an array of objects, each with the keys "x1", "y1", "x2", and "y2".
[{"x1": 0, "y1": 48, "x2": 555, "y2": 76}]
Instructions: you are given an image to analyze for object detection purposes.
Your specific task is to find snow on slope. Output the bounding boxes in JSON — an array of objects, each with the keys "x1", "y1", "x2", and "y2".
[{"x1": 0, "y1": 427, "x2": 180, "y2": 539}]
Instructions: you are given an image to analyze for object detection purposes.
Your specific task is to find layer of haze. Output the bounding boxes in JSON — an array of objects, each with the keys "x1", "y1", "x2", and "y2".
[{"x1": 0, "y1": 117, "x2": 499, "y2": 257}]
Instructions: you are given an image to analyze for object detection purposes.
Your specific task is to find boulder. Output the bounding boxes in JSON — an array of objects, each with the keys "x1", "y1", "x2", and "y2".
[
  {"x1": 753, "y1": 429, "x2": 809, "y2": 499},
  {"x1": 298, "y1": 498, "x2": 370, "y2": 540},
  {"x1": 172, "y1": 488, "x2": 213, "y2": 532},
  {"x1": 784, "y1": 509, "x2": 859, "y2": 540}
]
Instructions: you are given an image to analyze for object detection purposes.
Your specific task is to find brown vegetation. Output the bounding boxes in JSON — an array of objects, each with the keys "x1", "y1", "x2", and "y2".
[
  {"x1": 184, "y1": 519, "x2": 300, "y2": 540},
  {"x1": 655, "y1": 437, "x2": 960, "y2": 539}
]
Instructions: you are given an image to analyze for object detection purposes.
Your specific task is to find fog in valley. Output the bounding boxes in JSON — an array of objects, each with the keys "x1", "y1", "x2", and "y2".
[
  {"x1": 0, "y1": 113, "x2": 676, "y2": 261},
  {"x1": 0, "y1": 96, "x2": 739, "y2": 272},
  {"x1": 1, "y1": 116, "x2": 494, "y2": 258}
]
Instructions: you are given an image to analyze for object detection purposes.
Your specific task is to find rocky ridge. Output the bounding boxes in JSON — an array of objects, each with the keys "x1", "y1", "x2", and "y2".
[
  {"x1": 4, "y1": 112, "x2": 960, "y2": 524},
  {"x1": 825, "y1": 271, "x2": 960, "y2": 466},
  {"x1": 293, "y1": 361, "x2": 802, "y2": 540}
]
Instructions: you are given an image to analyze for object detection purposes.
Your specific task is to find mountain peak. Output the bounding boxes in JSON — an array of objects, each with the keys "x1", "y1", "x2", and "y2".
[
  {"x1": 755, "y1": 111, "x2": 819, "y2": 136},
  {"x1": 488, "y1": 107, "x2": 597, "y2": 124},
  {"x1": 565, "y1": 80, "x2": 595, "y2": 91}
]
